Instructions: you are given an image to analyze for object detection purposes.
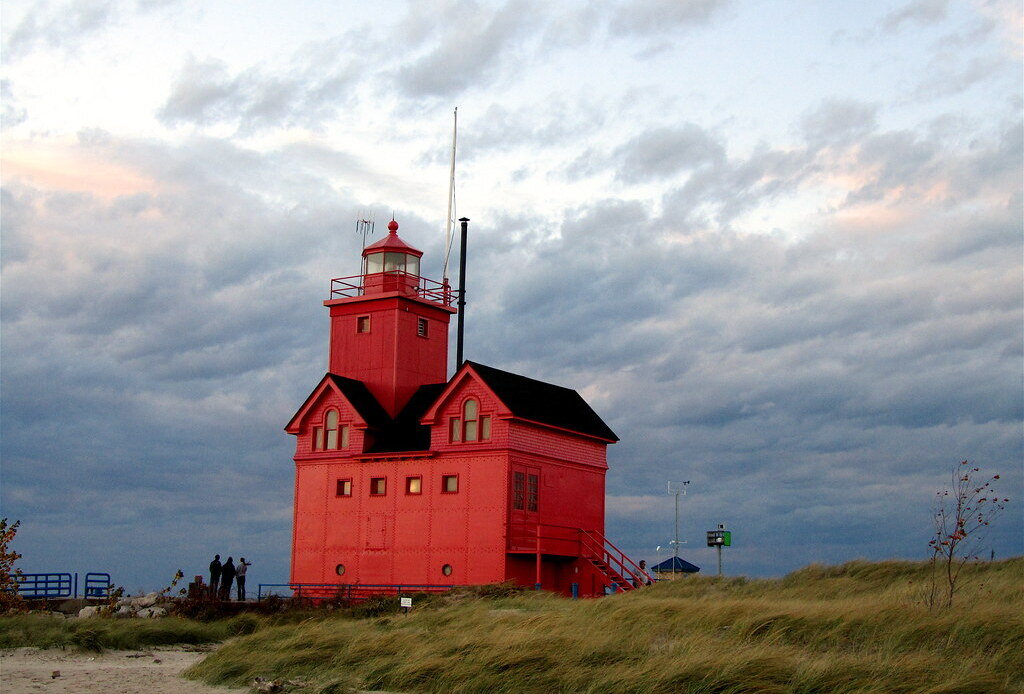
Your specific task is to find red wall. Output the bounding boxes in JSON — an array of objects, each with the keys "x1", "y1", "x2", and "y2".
[
  {"x1": 291, "y1": 451, "x2": 511, "y2": 587},
  {"x1": 326, "y1": 294, "x2": 453, "y2": 417}
]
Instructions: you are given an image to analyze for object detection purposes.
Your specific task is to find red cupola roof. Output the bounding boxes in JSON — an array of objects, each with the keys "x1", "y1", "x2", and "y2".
[{"x1": 362, "y1": 219, "x2": 423, "y2": 258}]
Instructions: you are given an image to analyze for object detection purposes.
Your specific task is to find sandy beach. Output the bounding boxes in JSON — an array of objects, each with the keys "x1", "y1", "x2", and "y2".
[{"x1": 0, "y1": 646, "x2": 249, "y2": 694}]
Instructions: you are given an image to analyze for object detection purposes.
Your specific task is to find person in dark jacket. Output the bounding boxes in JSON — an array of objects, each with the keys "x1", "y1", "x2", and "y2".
[
  {"x1": 208, "y1": 555, "x2": 222, "y2": 598},
  {"x1": 219, "y1": 557, "x2": 236, "y2": 600}
]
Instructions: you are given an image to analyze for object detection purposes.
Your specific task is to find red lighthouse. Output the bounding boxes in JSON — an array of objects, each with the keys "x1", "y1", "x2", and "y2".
[{"x1": 285, "y1": 220, "x2": 648, "y2": 596}]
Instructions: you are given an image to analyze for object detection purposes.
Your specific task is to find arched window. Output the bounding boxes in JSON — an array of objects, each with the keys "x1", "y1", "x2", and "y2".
[
  {"x1": 463, "y1": 399, "x2": 479, "y2": 441},
  {"x1": 314, "y1": 410, "x2": 348, "y2": 451},
  {"x1": 448, "y1": 399, "x2": 491, "y2": 443}
]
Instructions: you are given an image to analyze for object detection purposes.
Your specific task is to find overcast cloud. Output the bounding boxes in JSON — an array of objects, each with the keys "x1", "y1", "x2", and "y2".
[{"x1": 1, "y1": 0, "x2": 1021, "y2": 590}]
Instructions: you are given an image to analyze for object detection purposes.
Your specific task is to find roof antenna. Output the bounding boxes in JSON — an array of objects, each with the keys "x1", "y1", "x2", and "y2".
[
  {"x1": 442, "y1": 107, "x2": 458, "y2": 283},
  {"x1": 355, "y1": 210, "x2": 375, "y2": 250}
]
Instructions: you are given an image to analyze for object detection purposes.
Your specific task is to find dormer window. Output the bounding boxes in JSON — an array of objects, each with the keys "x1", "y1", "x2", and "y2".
[
  {"x1": 313, "y1": 409, "x2": 348, "y2": 451},
  {"x1": 449, "y1": 399, "x2": 491, "y2": 443}
]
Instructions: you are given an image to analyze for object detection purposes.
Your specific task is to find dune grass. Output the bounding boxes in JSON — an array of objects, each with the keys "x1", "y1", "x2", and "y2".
[
  {"x1": 0, "y1": 612, "x2": 268, "y2": 651},
  {"x1": 183, "y1": 558, "x2": 1023, "y2": 693}
]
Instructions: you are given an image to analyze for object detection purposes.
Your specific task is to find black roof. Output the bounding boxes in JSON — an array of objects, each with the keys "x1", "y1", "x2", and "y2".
[
  {"x1": 296, "y1": 363, "x2": 616, "y2": 451},
  {"x1": 325, "y1": 374, "x2": 392, "y2": 431},
  {"x1": 466, "y1": 361, "x2": 618, "y2": 441},
  {"x1": 368, "y1": 382, "x2": 446, "y2": 453}
]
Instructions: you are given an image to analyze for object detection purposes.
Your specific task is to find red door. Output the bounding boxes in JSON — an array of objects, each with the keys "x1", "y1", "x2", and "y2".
[{"x1": 510, "y1": 465, "x2": 540, "y2": 551}]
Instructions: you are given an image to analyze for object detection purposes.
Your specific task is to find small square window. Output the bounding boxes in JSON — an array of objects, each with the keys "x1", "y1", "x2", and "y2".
[
  {"x1": 417, "y1": 317, "x2": 428, "y2": 337},
  {"x1": 406, "y1": 476, "x2": 422, "y2": 495},
  {"x1": 336, "y1": 479, "x2": 352, "y2": 497},
  {"x1": 370, "y1": 477, "x2": 387, "y2": 496},
  {"x1": 442, "y1": 475, "x2": 459, "y2": 493},
  {"x1": 357, "y1": 316, "x2": 371, "y2": 333}
]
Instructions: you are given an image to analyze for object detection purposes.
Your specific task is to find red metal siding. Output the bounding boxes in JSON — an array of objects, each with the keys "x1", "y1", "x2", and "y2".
[
  {"x1": 291, "y1": 452, "x2": 511, "y2": 587},
  {"x1": 327, "y1": 295, "x2": 452, "y2": 417}
]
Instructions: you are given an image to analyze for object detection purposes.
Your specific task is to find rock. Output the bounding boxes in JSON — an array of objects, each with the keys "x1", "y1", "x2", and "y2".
[
  {"x1": 51, "y1": 670, "x2": 60, "y2": 679},
  {"x1": 77, "y1": 606, "x2": 101, "y2": 618},
  {"x1": 136, "y1": 606, "x2": 167, "y2": 619},
  {"x1": 130, "y1": 592, "x2": 160, "y2": 608},
  {"x1": 115, "y1": 605, "x2": 135, "y2": 617}
]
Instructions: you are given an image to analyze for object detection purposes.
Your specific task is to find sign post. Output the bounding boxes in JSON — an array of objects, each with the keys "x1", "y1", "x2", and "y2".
[
  {"x1": 400, "y1": 596, "x2": 412, "y2": 615},
  {"x1": 706, "y1": 524, "x2": 731, "y2": 576}
]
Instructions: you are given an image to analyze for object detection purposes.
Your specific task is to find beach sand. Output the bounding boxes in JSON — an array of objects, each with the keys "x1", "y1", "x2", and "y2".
[{"x1": 0, "y1": 646, "x2": 249, "y2": 694}]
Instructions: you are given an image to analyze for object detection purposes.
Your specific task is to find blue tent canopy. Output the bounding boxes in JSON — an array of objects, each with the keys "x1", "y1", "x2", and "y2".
[{"x1": 650, "y1": 556, "x2": 700, "y2": 573}]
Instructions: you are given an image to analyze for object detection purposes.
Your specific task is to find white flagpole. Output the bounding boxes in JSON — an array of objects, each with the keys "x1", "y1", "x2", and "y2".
[{"x1": 442, "y1": 107, "x2": 458, "y2": 282}]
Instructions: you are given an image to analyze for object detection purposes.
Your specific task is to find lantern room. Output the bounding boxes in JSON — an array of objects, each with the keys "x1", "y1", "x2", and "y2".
[{"x1": 361, "y1": 219, "x2": 423, "y2": 296}]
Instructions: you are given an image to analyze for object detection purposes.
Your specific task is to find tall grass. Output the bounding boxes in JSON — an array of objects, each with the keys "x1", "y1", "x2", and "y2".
[
  {"x1": 0, "y1": 613, "x2": 266, "y2": 651},
  {"x1": 185, "y1": 558, "x2": 1024, "y2": 693}
]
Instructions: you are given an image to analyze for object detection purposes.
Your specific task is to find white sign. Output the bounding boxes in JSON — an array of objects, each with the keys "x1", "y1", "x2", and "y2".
[{"x1": 399, "y1": 597, "x2": 412, "y2": 608}]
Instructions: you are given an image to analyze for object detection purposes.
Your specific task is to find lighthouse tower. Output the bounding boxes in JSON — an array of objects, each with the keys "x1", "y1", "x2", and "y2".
[
  {"x1": 285, "y1": 220, "x2": 647, "y2": 597},
  {"x1": 325, "y1": 219, "x2": 455, "y2": 418}
]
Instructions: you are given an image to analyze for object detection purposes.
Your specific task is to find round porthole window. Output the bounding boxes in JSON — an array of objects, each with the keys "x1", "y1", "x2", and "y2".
[
  {"x1": 335, "y1": 564, "x2": 346, "y2": 576},
  {"x1": 441, "y1": 564, "x2": 453, "y2": 576}
]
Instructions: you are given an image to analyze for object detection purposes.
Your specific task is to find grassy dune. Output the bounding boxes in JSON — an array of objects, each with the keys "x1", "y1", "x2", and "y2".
[
  {"x1": 0, "y1": 613, "x2": 267, "y2": 651},
  {"x1": 186, "y1": 558, "x2": 1024, "y2": 694}
]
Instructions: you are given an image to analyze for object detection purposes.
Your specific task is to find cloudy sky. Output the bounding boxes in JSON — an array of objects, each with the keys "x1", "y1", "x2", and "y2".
[{"x1": 2, "y1": 0, "x2": 1021, "y2": 591}]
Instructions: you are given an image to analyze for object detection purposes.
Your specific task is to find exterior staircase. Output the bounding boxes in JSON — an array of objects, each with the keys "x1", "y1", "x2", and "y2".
[{"x1": 579, "y1": 529, "x2": 651, "y2": 593}]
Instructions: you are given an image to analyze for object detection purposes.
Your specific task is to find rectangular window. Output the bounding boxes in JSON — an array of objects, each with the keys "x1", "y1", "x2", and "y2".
[
  {"x1": 406, "y1": 476, "x2": 422, "y2": 495},
  {"x1": 370, "y1": 477, "x2": 386, "y2": 496},
  {"x1": 313, "y1": 427, "x2": 324, "y2": 451},
  {"x1": 480, "y1": 415, "x2": 491, "y2": 440},
  {"x1": 357, "y1": 316, "x2": 371, "y2": 333},
  {"x1": 442, "y1": 475, "x2": 459, "y2": 493},
  {"x1": 340, "y1": 425, "x2": 349, "y2": 449},
  {"x1": 465, "y1": 419, "x2": 478, "y2": 442},
  {"x1": 417, "y1": 317, "x2": 428, "y2": 337},
  {"x1": 449, "y1": 417, "x2": 461, "y2": 442},
  {"x1": 336, "y1": 479, "x2": 352, "y2": 497},
  {"x1": 513, "y1": 472, "x2": 525, "y2": 510},
  {"x1": 527, "y1": 474, "x2": 539, "y2": 512},
  {"x1": 326, "y1": 428, "x2": 338, "y2": 449}
]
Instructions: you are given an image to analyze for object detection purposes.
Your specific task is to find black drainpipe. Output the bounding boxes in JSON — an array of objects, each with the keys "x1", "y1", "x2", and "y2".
[{"x1": 456, "y1": 217, "x2": 469, "y2": 368}]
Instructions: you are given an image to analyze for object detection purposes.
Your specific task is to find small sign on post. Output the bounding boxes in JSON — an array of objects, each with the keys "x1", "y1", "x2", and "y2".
[
  {"x1": 400, "y1": 596, "x2": 412, "y2": 615},
  {"x1": 706, "y1": 523, "x2": 731, "y2": 576}
]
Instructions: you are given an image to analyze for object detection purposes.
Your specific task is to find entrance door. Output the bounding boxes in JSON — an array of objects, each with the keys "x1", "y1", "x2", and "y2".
[{"x1": 510, "y1": 465, "x2": 540, "y2": 525}]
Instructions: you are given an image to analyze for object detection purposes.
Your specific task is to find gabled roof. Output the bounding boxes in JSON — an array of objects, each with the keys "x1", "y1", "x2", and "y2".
[
  {"x1": 651, "y1": 556, "x2": 700, "y2": 573},
  {"x1": 464, "y1": 361, "x2": 618, "y2": 442},
  {"x1": 284, "y1": 373, "x2": 391, "y2": 433},
  {"x1": 288, "y1": 362, "x2": 617, "y2": 447}
]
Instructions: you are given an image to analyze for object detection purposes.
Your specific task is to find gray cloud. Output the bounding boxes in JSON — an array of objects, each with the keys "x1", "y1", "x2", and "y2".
[
  {"x1": 800, "y1": 98, "x2": 878, "y2": 149},
  {"x1": 614, "y1": 124, "x2": 726, "y2": 183},
  {"x1": 158, "y1": 39, "x2": 366, "y2": 133},
  {"x1": 4, "y1": 0, "x2": 119, "y2": 60},
  {"x1": 610, "y1": 0, "x2": 730, "y2": 36},
  {"x1": 881, "y1": 0, "x2": 950, "y2": 34},
  {"x1": 393, "y1": 0, "x2": 537, "y2": 99}
]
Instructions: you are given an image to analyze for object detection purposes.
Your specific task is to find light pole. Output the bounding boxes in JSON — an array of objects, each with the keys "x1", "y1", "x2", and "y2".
[{"x1": 667, "y1": 481, "x2": 690, "y2": 576}]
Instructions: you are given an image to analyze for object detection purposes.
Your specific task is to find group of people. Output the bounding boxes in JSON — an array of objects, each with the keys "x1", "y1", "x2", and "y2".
[{"x1": 208, "y1": 554, "x2": 251, "y2": 601}]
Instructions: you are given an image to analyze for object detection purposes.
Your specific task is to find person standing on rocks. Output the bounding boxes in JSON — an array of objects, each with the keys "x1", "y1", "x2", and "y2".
[
  {"x1": 219, "y1": 557, "x2": 236, "y2": 601},
  {"x1": 208, "y1": 555, "x2": 222, "y2": 598},
  {"x1": 236, "y1": 557, "x2": 251, "y2": 601}
]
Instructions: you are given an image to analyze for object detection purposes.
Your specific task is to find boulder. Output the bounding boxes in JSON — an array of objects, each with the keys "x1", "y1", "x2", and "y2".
[
  {"x1": 136, "y1": 606, "x2": 167, "y2": 619},
  {"x1": 115, "y1": 605, "x2": 135, "y2": 618},
  {"x1": 133, "y1": 592, "x2": 160, "y2": 608},
  {"x1": 77, "y1": 606, "x2": 102, "y2": 619}
]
